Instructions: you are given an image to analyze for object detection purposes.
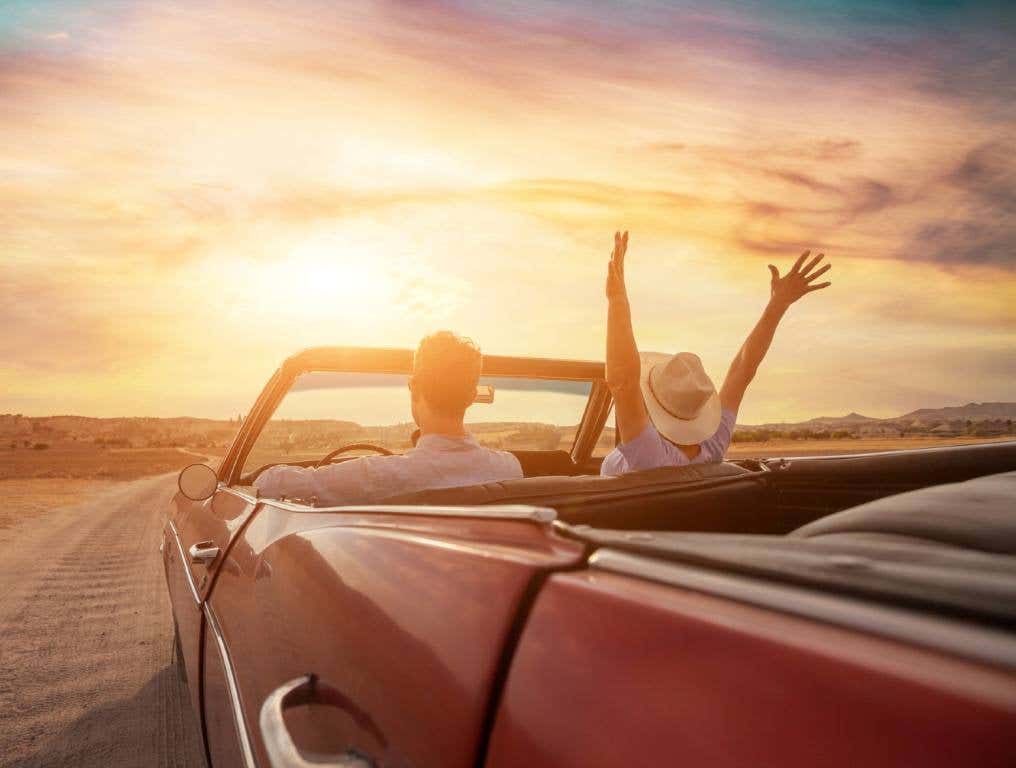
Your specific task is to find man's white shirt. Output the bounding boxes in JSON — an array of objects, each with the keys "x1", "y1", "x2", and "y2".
[{"x1": 253, "y1": 433, "x2": 522, "y2": 506}]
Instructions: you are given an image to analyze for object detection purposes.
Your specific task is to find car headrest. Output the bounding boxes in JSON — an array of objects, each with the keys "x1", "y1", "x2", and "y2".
[{"x1": 790, "y1": 470, "x2": 1016, "y2": 555}]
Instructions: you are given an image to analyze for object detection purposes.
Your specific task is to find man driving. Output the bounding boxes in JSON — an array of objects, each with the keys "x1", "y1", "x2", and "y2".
[{"x1": 254, "y1": 331, "x2": 523, "y2": 505}]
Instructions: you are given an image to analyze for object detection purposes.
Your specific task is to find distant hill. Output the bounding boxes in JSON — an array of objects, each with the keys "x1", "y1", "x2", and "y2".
[
  {"x1": 737, "y1": 402, "x2": 1016, "y2": 439},
  {"x1": 898, "y1": 402, "x2": 1016, "y2": 422},
  {"x1": 802, "y1": 412, "x2": 878, "y2": 427}
]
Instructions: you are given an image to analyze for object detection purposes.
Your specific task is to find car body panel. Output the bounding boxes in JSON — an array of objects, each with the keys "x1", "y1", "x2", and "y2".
[
  {"x1": 486, "y1": 569, "x2": 1016, "y2": 768},
  {"x1": 203, "y1": 600, "x2": 254, "y2": 768},
  {"x1": 163, "y1": 519, "x2": 206, "y2": 714},
  {"x1": 201, "y1": 502, "x2": 584, "y2": 768}
]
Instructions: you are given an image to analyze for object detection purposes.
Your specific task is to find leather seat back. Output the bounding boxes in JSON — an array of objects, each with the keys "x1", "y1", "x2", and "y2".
[{"x1": 383, "y1": 462, "x2": 778, "y2": 532}]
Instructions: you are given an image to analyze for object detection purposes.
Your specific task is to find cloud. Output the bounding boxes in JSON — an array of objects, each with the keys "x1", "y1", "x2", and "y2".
[
  {"x1": 0, "y1": 267, "x2": 165, "y2": 372},
  {"x1": 897, "y1": 141, "x2": 1016, "y2": 267},
  {"x1": 947, "y1": 141, "x2": 1016, "y2": 214}
]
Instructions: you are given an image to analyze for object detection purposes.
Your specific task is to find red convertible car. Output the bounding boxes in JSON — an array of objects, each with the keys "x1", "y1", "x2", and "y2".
[{"x1": 164, "y1": 347, "x2": 1016, "y2": 768}]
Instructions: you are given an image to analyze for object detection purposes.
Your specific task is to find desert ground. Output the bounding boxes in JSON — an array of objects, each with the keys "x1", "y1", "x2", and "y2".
[
  {"x1": 0, "y1": 435, "x2": 1011, "y2": 767},
  {"x1": 0, "y1": 451, "x2": 208, "y2": 768}
]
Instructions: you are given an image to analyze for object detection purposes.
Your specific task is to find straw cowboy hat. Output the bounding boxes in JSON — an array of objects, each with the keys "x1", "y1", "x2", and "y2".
[{"x1": 640, "y1": 351, "x2": 721, "y2": 445}]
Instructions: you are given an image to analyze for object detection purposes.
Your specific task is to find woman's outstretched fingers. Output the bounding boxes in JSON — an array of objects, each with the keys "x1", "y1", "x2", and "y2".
[
  {"x1": 791, "y1": 250, "x2": 809, "y2": 273},
  {"x1": 806, "y1": 281, "x2": 831, "y2": 292},
  {"x1": 614, "y1": 230, "x2": 628, "y2": 269},
  {"x1": 801, "y1": 252, "x2": 824, "y2": 275},
  {"x1": 806, "y1": 263, "x2": 831, "y2": 282}
]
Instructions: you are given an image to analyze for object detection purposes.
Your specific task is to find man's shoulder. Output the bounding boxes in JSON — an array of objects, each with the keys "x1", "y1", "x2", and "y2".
[
  {"x1": 484, "y1": 445, "x2": 523, "y2": 465},
  {"x1": 471, "y1": 444, "x2": 523, "y2": 477}
]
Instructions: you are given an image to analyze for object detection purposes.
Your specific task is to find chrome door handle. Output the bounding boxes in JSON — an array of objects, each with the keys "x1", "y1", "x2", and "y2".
[
  {"x1": 188, "y1": 541, "x2": 220, "y2": 564},
  {"x1": 260, "y1": 676, "x2": 379, "y2": 768}
]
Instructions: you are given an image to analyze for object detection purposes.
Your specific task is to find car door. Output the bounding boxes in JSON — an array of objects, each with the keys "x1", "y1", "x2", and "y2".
[
  {"x1": 165, "y1": 485, "x2": 261, "y2": 715},
  {"x1": 200, "y1": 500, "x2": 583, "y2": 768}
]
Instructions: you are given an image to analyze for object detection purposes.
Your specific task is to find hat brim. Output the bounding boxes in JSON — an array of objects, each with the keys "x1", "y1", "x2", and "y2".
[{"x1": 639, "y1": 352, "x2": 722, "y2": 446}]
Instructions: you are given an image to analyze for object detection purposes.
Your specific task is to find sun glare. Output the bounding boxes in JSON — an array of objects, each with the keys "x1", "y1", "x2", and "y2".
[{"x1": 235, "y1": 231, "x2": 398, "y2": 321}]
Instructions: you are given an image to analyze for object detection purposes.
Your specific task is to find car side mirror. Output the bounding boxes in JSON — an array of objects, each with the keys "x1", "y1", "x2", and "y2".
[
  {"x1": 474, "y1": 384, "x2": 495, "y2": 404},
  {"x1": 179, "y1": 463, "x2": 218, "y2": 501}
]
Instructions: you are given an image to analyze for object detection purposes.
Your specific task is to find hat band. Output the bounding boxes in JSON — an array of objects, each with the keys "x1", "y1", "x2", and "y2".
[{"x1": 647, "y1": 364, "x2": 709, "y2": 421}]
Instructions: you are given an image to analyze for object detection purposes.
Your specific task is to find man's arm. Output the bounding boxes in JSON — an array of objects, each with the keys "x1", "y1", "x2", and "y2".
[
  {"x1": 605, "y1": 230, "x2": 650, "y2": 443},
  {"x1": 253, "y1": 458, "x2": 372, "y2": 505},
  {"x1": 720, "y1": 250, "x2": 832, "y2": 413}
]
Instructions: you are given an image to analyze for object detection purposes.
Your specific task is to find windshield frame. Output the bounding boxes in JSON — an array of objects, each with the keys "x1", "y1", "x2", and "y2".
[{"x1": 220, "y1": 346, "x2": 608, "y2": 486}]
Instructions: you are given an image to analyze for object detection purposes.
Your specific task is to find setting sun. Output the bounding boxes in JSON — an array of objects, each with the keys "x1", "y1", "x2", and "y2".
[{"x1": 271, "y1": 235, "x2": 397, "y2": 315}]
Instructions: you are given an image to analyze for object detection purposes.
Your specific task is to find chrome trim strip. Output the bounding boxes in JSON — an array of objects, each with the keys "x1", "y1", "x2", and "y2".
[
  {"x1": 168, "y1": 520, "x2": 202, "y2": 604},
  {"x1": 205, "y1": 601, "x2": 258, "y2": 768},
  {"x1": 220, "y1": 483, "x2": 258, "y2": 504},
  {"x1": 260, "y1": 500, "x2": 556, "y2": 522},
  {"x1": 767, "y1": 439, "x2": 1016, "y2": 463},
  {"x1": 590, "y1": 549, "x2": 1016, "y2": 671}
]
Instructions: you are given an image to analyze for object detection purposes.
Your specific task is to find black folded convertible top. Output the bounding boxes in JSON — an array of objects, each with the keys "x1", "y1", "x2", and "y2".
[{"x1": 569, "y1": 471, "x2": 1016, "y2": 628}]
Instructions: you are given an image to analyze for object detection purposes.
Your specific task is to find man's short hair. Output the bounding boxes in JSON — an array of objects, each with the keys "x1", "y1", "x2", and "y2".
[{"x1": 412, "y1": 331, "x2": 482, "y2": 417}]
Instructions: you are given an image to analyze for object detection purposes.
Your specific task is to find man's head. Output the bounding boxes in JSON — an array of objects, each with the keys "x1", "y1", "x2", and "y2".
[{"x1": 409, "y1": 331, "x2": 482, "y2": 430}]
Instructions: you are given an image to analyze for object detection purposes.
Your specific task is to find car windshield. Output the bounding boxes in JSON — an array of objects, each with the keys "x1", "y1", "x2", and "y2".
[{"x1": 241, "y1": 371, "x2": 593, "y2": 475}]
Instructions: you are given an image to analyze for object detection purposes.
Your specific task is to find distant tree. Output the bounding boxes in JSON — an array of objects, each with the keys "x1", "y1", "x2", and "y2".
[
  {"x1": 9, "y1": 441, "x2": 16, "y2": 450},
  {"x1": 1008, "y1": 419, "x2": 1013, "y2": 434},
  {"x1": 831, "y1": 430, "x2": 851, "y2": 439},
  {"x1": 22, "y1": 439, "x2": 30, "y2": 448},
  {"x1": 965, "y1": 419, "x2": 973, "y2": 434},
  {"x1": 32, "y1": 442, "x2": 49, "y2": 450}
]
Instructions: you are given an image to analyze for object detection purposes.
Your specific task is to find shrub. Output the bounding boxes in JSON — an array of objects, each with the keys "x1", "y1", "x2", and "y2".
[{"x1": 33, "y1": 442, "x2": 50, "y2": 450}]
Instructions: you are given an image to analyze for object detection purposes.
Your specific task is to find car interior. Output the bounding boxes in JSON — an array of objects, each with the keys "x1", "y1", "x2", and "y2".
[
  {"x1": 382, "y1": 440, "x2": 1016, "y2": 536},
  {"x1": 237, "y1": 352, "x2": 1016, "y2": 591}
]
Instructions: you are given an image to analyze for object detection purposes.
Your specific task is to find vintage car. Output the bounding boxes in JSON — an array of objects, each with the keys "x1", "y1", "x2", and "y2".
[{"x1": 164, "y1": 347, "x2": 1016, "y2": 768}]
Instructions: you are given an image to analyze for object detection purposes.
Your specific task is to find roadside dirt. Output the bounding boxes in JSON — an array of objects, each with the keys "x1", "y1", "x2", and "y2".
[{"x1": 0, "y1": 474, "x2": 206, "y2": 768}]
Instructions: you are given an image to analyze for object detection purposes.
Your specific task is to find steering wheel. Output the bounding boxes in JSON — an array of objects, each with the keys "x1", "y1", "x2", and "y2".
[{"x1": 316, "y1": 443, "x2": 393, "y2": 467}]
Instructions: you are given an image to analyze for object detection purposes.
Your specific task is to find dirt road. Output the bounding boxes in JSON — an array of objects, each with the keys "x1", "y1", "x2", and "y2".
[{"x1": 0, "y1": 474, "x2": 206, "y2": 768}]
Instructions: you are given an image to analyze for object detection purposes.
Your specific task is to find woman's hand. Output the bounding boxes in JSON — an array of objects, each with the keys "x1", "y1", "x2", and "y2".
[
  {"x1": 768, "y1": 250, "x2": 832, "y2": 308},
  {"x1": 605, "y1": 230, "x2": 629, "y2": 302}
]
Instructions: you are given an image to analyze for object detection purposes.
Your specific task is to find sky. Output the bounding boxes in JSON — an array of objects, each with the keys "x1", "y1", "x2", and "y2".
[{"x1": 2, "y1": 0, "x2": 1014, "y2": 423}]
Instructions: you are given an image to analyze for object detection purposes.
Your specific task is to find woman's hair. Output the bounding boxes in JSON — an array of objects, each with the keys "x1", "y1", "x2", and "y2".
[{"x1": 411, "y1": 331, "x2": 482, "y2": 418}]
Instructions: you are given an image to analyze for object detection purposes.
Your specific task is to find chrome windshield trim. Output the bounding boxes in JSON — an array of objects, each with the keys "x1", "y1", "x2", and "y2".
[
  {"x1": 205, "y1": 601, "x2": 258, "y2": 768},
  {"x1": 168, "y1": 520, "x2": 202, "y2": 605},
  {"x1": 590, "y1": 548, "x2": 1016, "y2": 671},
  {"x1": 260, "y1": 500, "x2": 557, "y2": 522}
]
